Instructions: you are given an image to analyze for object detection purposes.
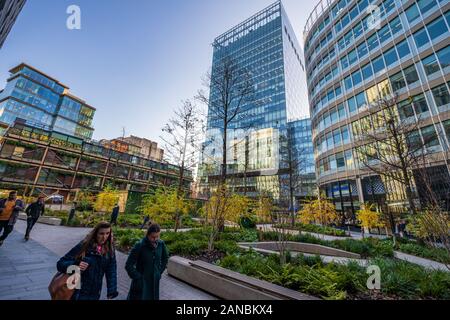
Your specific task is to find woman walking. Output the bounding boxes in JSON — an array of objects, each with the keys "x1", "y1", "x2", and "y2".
[{"x1": 56, "y1": 222, "x2": 119, "y2": 300}]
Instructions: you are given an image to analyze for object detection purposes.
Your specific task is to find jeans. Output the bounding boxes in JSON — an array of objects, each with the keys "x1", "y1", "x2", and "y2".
[
  {"x1": 0, "y1": 220, "x2": 14, "y2": 241},
  {"x1": 25, "y1": 217, "x2": 38, "y2": 237}
]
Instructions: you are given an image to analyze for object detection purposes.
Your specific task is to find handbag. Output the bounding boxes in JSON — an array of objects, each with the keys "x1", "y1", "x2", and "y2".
[
  {"x1": 49, "y1": 253, "x2": 84, "y2": 300},
  {"x1": 48, "y1": 272, "x2": 76, "y2": 300}
]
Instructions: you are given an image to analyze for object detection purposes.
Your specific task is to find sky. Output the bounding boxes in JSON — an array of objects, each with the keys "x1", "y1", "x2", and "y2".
[{"x1": 0, "y1": 0, "x2": 319, "y2": 144}]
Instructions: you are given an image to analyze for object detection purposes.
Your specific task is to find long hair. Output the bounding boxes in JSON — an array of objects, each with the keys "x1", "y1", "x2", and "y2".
[{"x1": 77, "y1": 222, "x2": 115, "y2": 259}]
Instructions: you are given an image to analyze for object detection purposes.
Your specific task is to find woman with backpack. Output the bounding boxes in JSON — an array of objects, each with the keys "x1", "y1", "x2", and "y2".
[{"x1": 55, "y1": 222, "x2": 119, "y2": 300}]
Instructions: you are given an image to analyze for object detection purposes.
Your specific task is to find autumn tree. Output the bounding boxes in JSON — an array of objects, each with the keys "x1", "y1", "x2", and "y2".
[
  {"x1": 298, "y1": 196, "x2": 338, "y2": 227},
  {"x1": 203, "y1": 187, "x2": 250, "y2": 251},
  {"x1": 356, "y1": 203, "x2": 385, "y2": 238},
  {"x1": 140, "y1": 186, "x2": 191, "y2": 232},
  {"x1": 94, "y1": 185, "x2": 120, "y2": 214}
]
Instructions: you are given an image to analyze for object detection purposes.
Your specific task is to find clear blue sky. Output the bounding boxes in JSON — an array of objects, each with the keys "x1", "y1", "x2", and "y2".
[{"x1": 0, "y1": 0, "x2": 318, "y2": 144}]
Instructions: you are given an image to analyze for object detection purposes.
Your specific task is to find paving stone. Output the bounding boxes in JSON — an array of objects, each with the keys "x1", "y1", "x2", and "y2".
[{"x1": 0, "y1": 220, "x2": 215, "y2": 300}]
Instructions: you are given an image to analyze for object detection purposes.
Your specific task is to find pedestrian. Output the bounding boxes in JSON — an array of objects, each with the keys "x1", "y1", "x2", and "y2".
[
  {"x1": 110, "y1": 203, "x2": 120, "y2": 225},
  {"x1": 125, "y1": 223, "x2": 169, "y2": 300},
  {"x1": 56, "y1": 222, "x2": 119, "y2": 300},
  {"x1": 140, "y1": 215, "x2": 150, "y2": 229},
  {"x1": 0, "y1": 191, "x2": 25, "y2": 246},
  {"x1": 68, "y1": 202, "x2": 77, "y2": 223},
  {"x1": 24, "y1": 195, "x2": 46, "y2": 241}
]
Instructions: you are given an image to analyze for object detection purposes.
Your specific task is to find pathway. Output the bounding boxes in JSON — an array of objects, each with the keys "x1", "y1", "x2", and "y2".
[{"x1": 0, "y1": 220, "x2": 215, "y2": 300}]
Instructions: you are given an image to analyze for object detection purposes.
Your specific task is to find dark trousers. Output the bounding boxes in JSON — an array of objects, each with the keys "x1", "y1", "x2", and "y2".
[
  {"x1": 110, "y1": 214, "x2": 118, "y2": 225},
  {"x1": 25, "y1": 217, "x2": 38, "y2": 237},
  {"x1": 0, "y1": 220, "x2": 14, "y2": 241}
]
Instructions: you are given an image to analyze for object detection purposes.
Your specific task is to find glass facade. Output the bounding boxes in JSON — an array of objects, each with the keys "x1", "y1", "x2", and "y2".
[
  {"x1": 199, "y1": 1, "x2": 313, "y2": 200},
  {"x1": 0, "y1": 0, "x2": 26, "y2": 49},
  {"x1": 304, "y1": 0, "x2": 450, "y2": 214},
  {"x1": 0, "y1": 64, "x2": 95, "y2": 139}
]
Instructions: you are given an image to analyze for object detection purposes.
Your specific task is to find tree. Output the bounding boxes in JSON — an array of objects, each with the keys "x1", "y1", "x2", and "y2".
[
  {"x1": 278, "y1": 124, "x2": 311, "y2": 227},
  {"x1": 161, "y1": 99, "x2": 204, "y2": 231},
  {"x1": 161, "y1": 99, "x2": 204, "y2": 198},
  {"x1": 140, "y1": 186, "x2": 190, "y2": 232},
  {"x1": 408, "y1": 206, "x2": 450, "y2": 270},
  {"x1": 356, "y1": 203, "x2": 385, "y2": 238},
  {"x1": 298, "y1": 196, "x2": 338, "y2": 227},
  {"x1": 202, "y1": 187, "x2": 250, "y2": 251},
  {"x1": 75, "y1": 189, "x2": 95, "y2": 212},
  {"x1": 355, "y1": 94, "x2": 433, "y2": 216},
  {"x1": 94, "y1": 185, "x2": 120, "y2": 214},
  {"x1": 196, "y1": 52, "x2": 255, "y2": 187}
]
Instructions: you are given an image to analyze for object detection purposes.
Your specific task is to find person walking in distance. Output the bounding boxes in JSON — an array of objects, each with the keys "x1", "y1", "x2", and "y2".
[
  {"x1": 24, "y1": 195, "x2": 46, "y2": 241},
  {"x1": 125, "y1": 223, "x2": 169, "y2": 300},
  {"x1": 110, "y1": 204, "x2": 120, "y2": 225},
  {"x1": 56, "y1": 222, "x2": 119, "y2": 300},
  {"x1": 0, "y1": 191, "x2": 25, "y2": 246}
]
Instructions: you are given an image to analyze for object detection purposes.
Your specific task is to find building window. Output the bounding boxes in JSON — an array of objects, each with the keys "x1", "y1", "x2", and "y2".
[
  {"x1": 362, "y1": 63, "x2": 373, "y2": 80},
  {"x1": 397, "y1": 99, "x2": 415, "y2": 120},
  {"x1": 390, "y1": 71, "x2": 406, "y2": 92},
  {"x1": 352, "y1": 71, "x2": 362, "y2": 87},
  {"x1": 396, "y1": 39, "x2": 411, "y2": 59},
  {"x1": 357, "y1": 42, "x2": 368, "y2": 59},
  {"x1": 417, "y1": 0, "x2": 438, "y2": 15},
  {"x1": 367, "y1": 34, "x2": 379, "y2": 51},
  {"x1": 390, "y1": 17, "x2": 403, "y2": 35},
  {"x1": 372, "y1": 55, "x2": 385, "y2": 74},
  {"x1": 432, "y1": 84, "x2": 450, "y2": 107},
  {"x1": 378, "y1": 24, "x2": 392, "y2": 43},
  {"x1": 404, "y1": 65, "x2": 420, "y2": 85},
  {"x1": 422, "y1": 52, "x2": 441, "y2": 76},
  {"x1": 356, "y1": 92, "x2": 366, "y2": 109},
  {"x1": 344, "y1": 76, "x2": 353, "y2": 91},
  {"x1": 427, "y1": 16, "x2": 448, "y2": 41},
  {"x1": 405, "y1": 3, "x2": 420, "y2": 23},
  {"x1": 413, "y1": 28, "x2": 430, "y2": 48},
  {"x1": 421, "y1": 125, "x2": 439, "y2": 148},
  {"x1": 384, "y1": 47, "x2": 398, "y2": 67},
  {"x1": 412, "y1": 94, "x2": 429, "y2": 114},
  {"x1": 437, "y1": 45, "x2": 450, "y2": 69}
]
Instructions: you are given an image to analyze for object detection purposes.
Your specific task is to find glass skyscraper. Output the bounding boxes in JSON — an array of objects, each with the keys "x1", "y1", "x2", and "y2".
[
  {"x1": 199, "y1": 1, "x2": 313, "y2": 201},
  {"x1": 304, "y1": 0, "x2": 450, "y2": 215},
  {"x1": 0, "y1": 0, "x2": 26, "y2": 49},
  {"x1": 0, "y1": 63, "x2": 95, "y2": 139}
]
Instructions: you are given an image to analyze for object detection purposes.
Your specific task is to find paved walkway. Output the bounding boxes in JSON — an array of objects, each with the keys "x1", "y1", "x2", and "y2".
[
  {"x1": 257, "y1": 224, "x2": 388, "y2": 241},
  {"x1": 394, "y1": 251, "x2": 450, "y2": 272},
  {"x1": 0, "y1": 220, "x2": 215, "y2": 300}
]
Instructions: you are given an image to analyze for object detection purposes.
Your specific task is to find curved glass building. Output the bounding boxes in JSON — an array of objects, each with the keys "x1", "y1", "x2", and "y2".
[{"x1": 304, "y1": 0, "x2": 450, "y2": 216}]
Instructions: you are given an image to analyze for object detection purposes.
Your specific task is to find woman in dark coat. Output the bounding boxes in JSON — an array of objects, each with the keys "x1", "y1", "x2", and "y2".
[
  {"x1": 125, "y1": 224, "x2": 169, "y2": 300},
  {"x1": 57, "y1": 222, "x2": 118, "y2": 300}
]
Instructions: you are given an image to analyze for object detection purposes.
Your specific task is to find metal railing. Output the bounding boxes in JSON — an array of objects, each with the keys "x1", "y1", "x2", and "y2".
[{"x1": 304, "y1": 0, "x2": 337, "y2": 41}]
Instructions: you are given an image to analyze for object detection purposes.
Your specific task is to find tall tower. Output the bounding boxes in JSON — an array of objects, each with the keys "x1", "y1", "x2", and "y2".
[{"x1": 199, "y1": 1, "x2": 313, "y2": 201}]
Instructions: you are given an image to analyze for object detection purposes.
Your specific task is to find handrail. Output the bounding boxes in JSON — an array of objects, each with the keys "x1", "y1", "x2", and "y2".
[{"x1": 304, "y1": 0, "x2": 338, "y2": 42}]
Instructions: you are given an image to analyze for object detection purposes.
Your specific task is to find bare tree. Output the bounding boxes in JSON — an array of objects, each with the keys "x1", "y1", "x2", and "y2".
[
  {"x1": 278, "y1": 125, "x2": 311, "y2": 227},
  {"x1": 355, "y1": 95, "x2": 433, "y2": 216},
  {"x1": 161, "y1": 99, "x2": 204, "y2": 231},
  {"x1": 196, "y1": 53, "x2": 255, "y2": 187}
]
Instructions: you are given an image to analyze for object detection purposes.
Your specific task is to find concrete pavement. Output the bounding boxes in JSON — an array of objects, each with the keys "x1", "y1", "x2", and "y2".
[{"x1": 0, "y1": 220, "x2": 215, "y2": 300}]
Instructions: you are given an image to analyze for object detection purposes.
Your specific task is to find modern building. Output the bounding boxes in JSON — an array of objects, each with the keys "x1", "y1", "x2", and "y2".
[
  {"x1": 102, "y1": 136, "x2": 164, "y2": 162},
  {"x1": 198, "y1": 1, "x2": 314, "y2": 202},
  {"x1": 0, "y1": 0, "x2": 26, "y2": 49},
  {"x1": 0, "y1": 63, "x2": 95, "y2": 139},
  {"x1": 0, "y1": 64, "x2": 192, "y2": 207},
  {"x1": 304, "y1": 0, "x2": 450, "y2": 216}
]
